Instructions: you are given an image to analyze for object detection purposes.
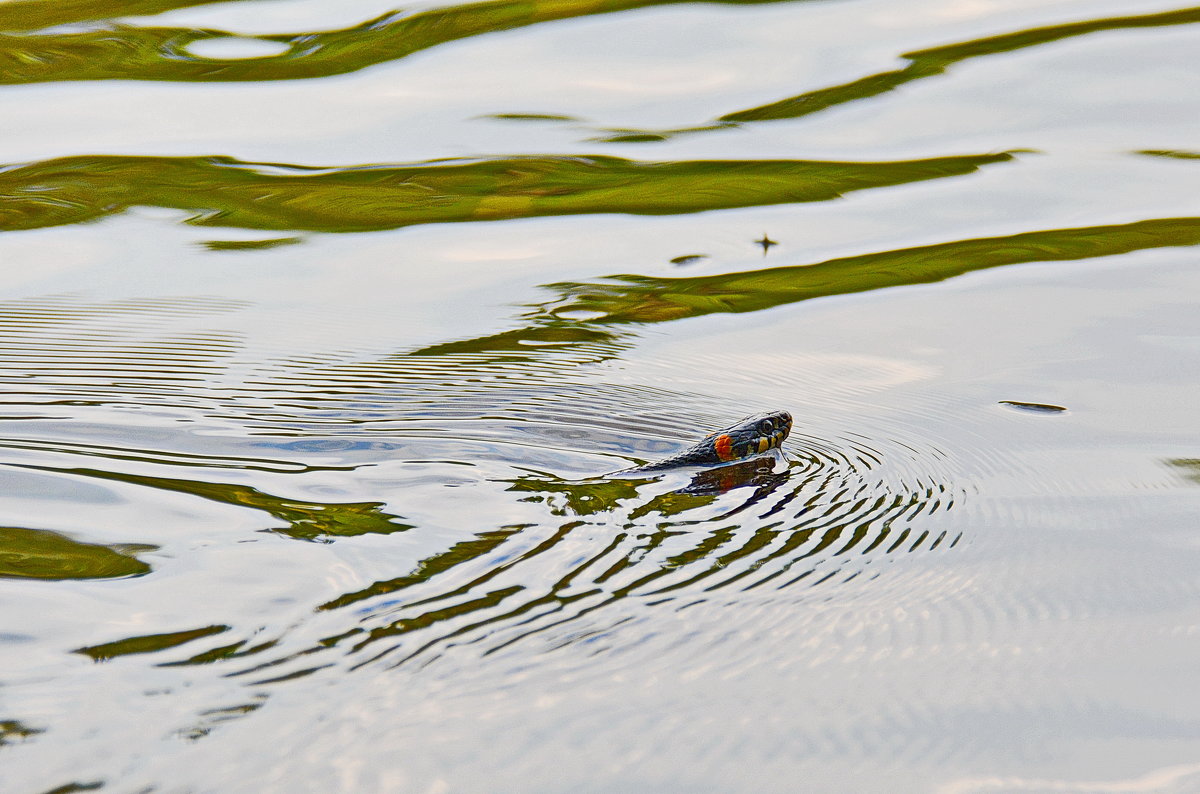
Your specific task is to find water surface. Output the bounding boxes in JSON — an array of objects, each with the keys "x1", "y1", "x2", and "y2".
[{"x1": 1, "y1": 0, "x2": 1199, "y2": 792}]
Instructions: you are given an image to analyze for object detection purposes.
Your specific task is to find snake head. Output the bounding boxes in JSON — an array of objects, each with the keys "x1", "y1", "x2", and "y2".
[
  {"x1": 613, "y1": 409, "x2": 794, "y2": 476},
  {"x1": 707, "y1": 410, "x2": 793, "y2": 462}
]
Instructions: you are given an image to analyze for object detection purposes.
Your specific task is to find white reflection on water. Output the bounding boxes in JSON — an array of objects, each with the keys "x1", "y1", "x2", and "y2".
[
  {"x1": 184, "y1": 37, "x2": 293, "y2": 60},
  {"x1": 938, "y1": 760, "x2": 1200, "y2": 793}
]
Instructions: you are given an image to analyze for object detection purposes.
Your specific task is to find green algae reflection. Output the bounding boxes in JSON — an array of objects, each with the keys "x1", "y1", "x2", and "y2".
[
  {"x1": 594, "y1": 6, "x2": 1200, "y2": 142},
  {"x1": 0, "y1": 0, "x2": 800, "y2": 85},
  {"x1": 539, "y1": 218, "x2": 1200, "y2": 325},
  {"x1": 406, "y1": 217, "x2": 1200, "y2": 354},
  {"x1": 0, "y1": 0, "x2": 225, "y2": 33},
  {"x1": 0, "y1": 719, "x2": 44, "y2": 746},
  {"x1": 0, "y1": 526, "x2": 152, "y2": 580},
  {"x1": 10, "y1": 465, "x2": 412, "y2": 542},
  {"x1": 0, "y1": 152, "x2": 1014, "y2": 234},
  {"x1": 76, "y1": 624, "x2": 229, "y2": 661}
]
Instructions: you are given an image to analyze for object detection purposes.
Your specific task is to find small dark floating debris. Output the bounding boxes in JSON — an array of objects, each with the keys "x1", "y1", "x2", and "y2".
[
  {"x1": 1136, "y1": 149, "x2": 1200, "y2": 160},
  {"x1": 203, "y1": 237, "x2": 302, "y2": 251},
  {"x1": 598, "y1": 132, "x2": 668, "y2": 143},
  {"x1": 484, "y1": 113, "x2": 580, "y2": 122},
  {"x1": 755, "y1": 234, "x2": 778, "y2": 254},
  {"x1": 999, "y1": 400, "x2": 1068, "y2": 413},
  {"x1": 670, "y1": 254, "x2": 708, "y2": 266}
]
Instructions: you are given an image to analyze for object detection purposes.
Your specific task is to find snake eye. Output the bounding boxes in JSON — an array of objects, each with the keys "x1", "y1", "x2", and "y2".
[{"x1": 758, "y1": 419, "x2": 773, "y2": 434}]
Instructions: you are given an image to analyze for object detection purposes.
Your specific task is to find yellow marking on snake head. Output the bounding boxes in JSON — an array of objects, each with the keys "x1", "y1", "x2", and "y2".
[{"x1": 758, "y1": 436, "x2": 769, "y2": 453}]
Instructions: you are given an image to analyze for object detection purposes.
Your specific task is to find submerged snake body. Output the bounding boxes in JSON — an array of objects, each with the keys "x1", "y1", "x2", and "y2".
[{"x1": 614, "y1": 410, "x2": 793, "y2": 476}]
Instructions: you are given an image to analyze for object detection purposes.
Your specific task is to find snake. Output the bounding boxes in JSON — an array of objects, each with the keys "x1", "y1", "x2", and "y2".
[{"x1": 609, "y1": 410, "x2": 793, "y2": 476}]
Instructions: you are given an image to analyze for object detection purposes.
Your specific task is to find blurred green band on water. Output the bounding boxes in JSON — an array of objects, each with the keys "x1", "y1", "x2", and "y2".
[
  {"x1": 595, "y1": 6, "x2": 1200, "y2": 141},
  {"x1": 540, "y1": 217, "x2": 1200, "y2": 324},
  {"x1": 0, "y1": 0, "x2": 228, "y2": 32},
  {"x1": 0, "y1": 0, "x2": 798, "y2": 83},
  {"x1": 0, "y1": 151, "x2": 1015, "y2": 233},
  {"x1": 721, "y1": 6, "x2": 1200, "y2": 123},
  {"x1": 76, "y1": 624, "x2": 229, "y2": 661},
  {"x1": 400, "y1": 217, "x2": 1200, "y2": 355},
  {"x1": 0, "y1": 525, "x2": 152, "y2": 580},
  {"x1": 1, "y1": 0, "x2": 1193, "y2": 109},
  {"x1": 9, "y1": 465, "x2": 413, "y2": 542}
]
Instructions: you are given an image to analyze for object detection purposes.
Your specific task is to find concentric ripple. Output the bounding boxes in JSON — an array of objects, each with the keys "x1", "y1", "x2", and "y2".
[
  {"x1": 0, "y1": 294, "x2": 971, "y2": 693},
  {"x1": 182, "y1": 414, "x2": 969, "y2": 685}
]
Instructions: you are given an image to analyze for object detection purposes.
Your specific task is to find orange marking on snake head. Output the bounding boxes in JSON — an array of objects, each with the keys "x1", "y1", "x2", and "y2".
[{"x1": 714, "y1": 433, "x2": 735, "y2": 462}]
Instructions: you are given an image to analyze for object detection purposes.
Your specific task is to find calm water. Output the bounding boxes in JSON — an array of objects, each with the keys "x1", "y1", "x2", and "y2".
[{"x1": 1, "y1": 1, "x2": 1199, "y2": 791}]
